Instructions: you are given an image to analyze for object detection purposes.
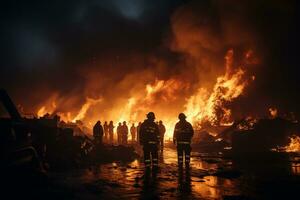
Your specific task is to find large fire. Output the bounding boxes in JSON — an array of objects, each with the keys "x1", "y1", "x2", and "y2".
[
  {"x1": 184, "y1": 49, "x2": 252, "y2": 128},
  {"x1": 36, "y1": 49, "x2": 255, "y2": 140}
]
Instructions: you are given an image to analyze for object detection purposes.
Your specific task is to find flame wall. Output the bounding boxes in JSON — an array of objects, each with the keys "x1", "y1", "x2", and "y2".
[{"x1": 1, "y1": 1, "x2": 298, "y2": 139}]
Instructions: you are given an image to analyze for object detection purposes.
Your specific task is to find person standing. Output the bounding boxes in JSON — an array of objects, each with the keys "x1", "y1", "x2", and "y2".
[
  {"x1": 139, "y1": 112, "x2": 160, "y2": 168},
  {"x1": 117, "y1": 122, "x2": 122, "y2": 145},
  {"x1": 130, "y1": 123, "x2": 136, "y2": 143},
  {"x1": 137, "y1": 122, "x2": 142, "y2": 144},
  {"x1": 158, "y1": 120, "x2": 166, "y2": 151},
  {"x1": 108, "y1": 121, "x2": 114, "y2": 144},
  {"x1": 122, "y1": 121, "x2": 128, "y2": 145},
  {"x1": 93, "y1": 121, "x2": 104, "y2": 145},
  {"x1": 173, "y1": 113, "x2": 194, "y2": 167},
  {"x1": 103, "y1": 121, "x2": 109, "y2": 143}
]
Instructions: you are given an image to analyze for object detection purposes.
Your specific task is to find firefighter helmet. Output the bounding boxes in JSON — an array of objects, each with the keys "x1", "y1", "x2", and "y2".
[
  {"x1": 178, "y1": 113, "x2": 186, "y2": 120},
  {"x1": 146, "y1": 112, "x2": 155, "y2": 120}
]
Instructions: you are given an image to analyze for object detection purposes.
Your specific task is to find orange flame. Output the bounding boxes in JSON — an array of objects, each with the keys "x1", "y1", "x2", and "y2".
[
  {"x1": 184, "y1": 49, "x2": 251, "y2": 128},
  {"x1": 269, "y1": 107, "x2": 278, "y2": 119},
  {"x1": 72, "y1": 97, "x2": 102, "y2": 122},
  {"x1": 37, "y1": 101, "x2": 56, "y2": 117},
  {"x1": 36, "y1": 49, "x2": 255, "y2": 139},
  {"x1": 284, "y1": 135, "x2": 300, "y2": 152}
]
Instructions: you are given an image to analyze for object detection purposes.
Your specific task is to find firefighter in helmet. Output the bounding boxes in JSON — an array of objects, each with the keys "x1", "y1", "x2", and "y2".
[
  {"x1": 103, "y1": 121, "x2": 109, "y2": 142},
  {"x1": 108, "y1": 121, "x2": 114, "y2": 144},
  {"x1": 122, "y1": 121, "x2": 129, "y2": 145},
  {"x1": 139, "y1": 112, "x2": 160, "y2": 168},
  {"x1": 117, "y1": 122, "x2": 122, "y2": 145},
  {"x1": 93, "y1": 121, "x2": 104, "y2": 145},
  {"x1": 173, "y1": 113, "x2": 194, "y2": 167},
  {"x1": 137, "y1": 122, "x2": 142, "y2": 143},
  {"x1": 130, "y1": 123, "x2": 136, "y2": 143},
  {"x1": 158, "y1": 120, "x2": 166, "y2": 151}
]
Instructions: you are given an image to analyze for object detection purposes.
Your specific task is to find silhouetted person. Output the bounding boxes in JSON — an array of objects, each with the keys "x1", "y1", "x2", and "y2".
[
  {"x1": 139, "y1": 112, "x2": 160, "y2": 168},
  {"x1": 108, "y1": 121, "x2": 114, "y2": 144},
  {"x1": 158, "y1": 120, "x2": 166, "y2": 151},
  {"x1": 178, "y1": 165, "x2": 191, "y2": 194},
  {"x1": 103, "y1": 121, "x2": 109, "y2": 142},
  {"x1": 137, "y1": 122, "x2": 142, "y2": 144},
  {"x1": 140, "y1": 167, "x2": 159, "y2": 199},
  {"x1": 93, "y1": 121, "x2": 104, "y2": 145},
  {"x1": 122, "y1": 121, "x2": 128, "y2": 145},
  {"x1": 130, "y1": 123, "x2": 136, "y2": 143},
  {"x1": 173, "y1": 113, "x2": 194, "y2": 167},
  {"x1": 117, "y1": 122, "x2": 122, "y2": 145}
]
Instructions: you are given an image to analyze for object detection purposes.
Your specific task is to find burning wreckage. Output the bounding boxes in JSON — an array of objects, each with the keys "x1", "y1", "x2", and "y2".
[
  {"x1": 2, "y1": 47, "x2": 300, "y2": 174},
  {"x1": 193, "y1": 116, "x2": 300, "y2": 155},
  {"x1": 0, "y1": 47, "x2": 299, "y2": 199},
  {"x1": 2, "y1": 85, "x2": 299, "y2": 172},
  {"x1": 0, "y1": 89, "x2": 138, "y2": 175}
]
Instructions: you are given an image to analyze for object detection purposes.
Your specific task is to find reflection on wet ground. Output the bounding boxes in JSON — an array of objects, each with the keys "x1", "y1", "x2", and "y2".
[
  {"x1": 50, "y1": 147, "x2": 300, "y2": 199},
  {"x1": 290, "y1": 155, "x2": 300, "y2": 175}
]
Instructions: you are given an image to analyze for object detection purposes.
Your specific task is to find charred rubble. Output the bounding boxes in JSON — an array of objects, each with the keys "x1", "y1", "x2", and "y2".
[
  {"x1": 225, "y1": 117, "x2": 299, "y2": 154},
  {"x1": 0, "y1": 89, "x2": 138, "y2": 175},
  {"x1": 191, "y1": 116, "x2": 300, "y2": 155}
]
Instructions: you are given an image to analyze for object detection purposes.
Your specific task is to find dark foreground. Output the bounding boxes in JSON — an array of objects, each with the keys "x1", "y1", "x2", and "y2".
[{"x1": 3, "y1": 146, "x2": 300, "y2": 200}]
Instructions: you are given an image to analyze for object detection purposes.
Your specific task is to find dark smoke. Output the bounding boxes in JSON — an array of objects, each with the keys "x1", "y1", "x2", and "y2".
[{"x1": 0, "y1": 0, "x2": 299, "y2": 121}]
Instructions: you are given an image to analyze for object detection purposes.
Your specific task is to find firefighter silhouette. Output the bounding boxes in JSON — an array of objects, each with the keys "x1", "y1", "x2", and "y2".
[
  {"x1": 108, "y1": 121, "x2": 114, "y2": 144},
  {"x1": 117, "y1": 122, "x2": 122, "y2": 145},
  {"x1": 178, "y1": 165, "x2": 191, "y2": 193},
  {"x1": 173, "y1": 113, "x2": 194, "y2": 166},
  {"x1": 158, "y1": 120, "x2": 166, "y2": 151},
  {"x1": 103, "y1": 121, "x2": 109, "y2": 143},
  {"x1": 137, "y1": 122, "x2": 142, "y2": 143},
  {"x1": 139, "y1": 112, "x2": 160, "y2": 168},
  {"x1": 122, "y1": 121, "x2": 128, "y2": 145},
  {"x1": 130, "y1": 123, "x2": 136, "y2": 143},
  {"x1": 93, "y1": 121, "x2": 104, "y2": 145}
]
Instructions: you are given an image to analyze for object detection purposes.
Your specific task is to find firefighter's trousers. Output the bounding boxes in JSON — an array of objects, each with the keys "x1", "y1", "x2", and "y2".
[
  {"x1": 177, "y1": 143, "x2": 191, "y2": 164},
  {"x1": 143, "y1": 144, "x2": 158, "y2": 167}
]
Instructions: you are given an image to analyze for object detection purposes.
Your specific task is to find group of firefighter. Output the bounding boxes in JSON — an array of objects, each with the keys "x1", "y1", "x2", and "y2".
[
  {"x1": 93, "y1": 112, "x2": 193, "y2": 169},
  {"x1": 93, "y1": 121, "x2": 143, "y2": 145}
]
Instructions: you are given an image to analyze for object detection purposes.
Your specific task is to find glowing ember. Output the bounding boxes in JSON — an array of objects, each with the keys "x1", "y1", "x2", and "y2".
[
  {"x1": 269, "y1": 108, "x2": 278, "y2": 119},
  {"x1": 284, "y1": 135, "x2": 300, "y2": 152}
]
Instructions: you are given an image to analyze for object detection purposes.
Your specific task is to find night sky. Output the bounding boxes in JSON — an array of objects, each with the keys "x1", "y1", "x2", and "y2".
[{"x1": 0, "y1": 0, "x2": 299, "y2": 119}]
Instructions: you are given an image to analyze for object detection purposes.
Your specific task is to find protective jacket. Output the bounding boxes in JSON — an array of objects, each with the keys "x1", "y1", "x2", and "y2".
[
  {"x1": 139, "y1": 119, "x2": 160, "y2": 146},
  {"x1": 173, "y1": 120, "x2": 194, "y2": 144}
]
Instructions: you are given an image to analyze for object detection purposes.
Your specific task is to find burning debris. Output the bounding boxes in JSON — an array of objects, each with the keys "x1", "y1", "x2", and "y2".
[
  {"x1": 1, "y1": 89, "x2": 138, "y2": 173},
  {"x1": 283, "y1": 135, "x2": 300, "y2": 153},
  {"x1": 1, "y1": 1, "x2": 300, "y2": 199},
  {"x1": 221, "y1": 117, "x2": 300, "y2": 154},
  {"x1": 31, "y1": 47, "x2": 256, "y2": 142},
  {"x1": 269, "y1": 108, "x2": 278, "y2": 119},
  {"x1": 19, "y1": 46, "x2": 264, "y2": 156},
  {"x1": 185, "y1": 49, "x2": 254, "y2": 128}
]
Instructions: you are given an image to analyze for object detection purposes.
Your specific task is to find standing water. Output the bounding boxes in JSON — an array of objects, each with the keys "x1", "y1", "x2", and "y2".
[
  {"x1": 47, "y1": 146, "x2": 300, "y2": 199},
  {"x1": 49, "y1": 147, "x2": 247, "y2": 199}
]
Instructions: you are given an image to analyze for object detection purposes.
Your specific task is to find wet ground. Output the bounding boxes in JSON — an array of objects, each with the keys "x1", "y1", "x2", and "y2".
[{"x1": 46, "y1": 146, "x2": 300, "y2": 199}]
